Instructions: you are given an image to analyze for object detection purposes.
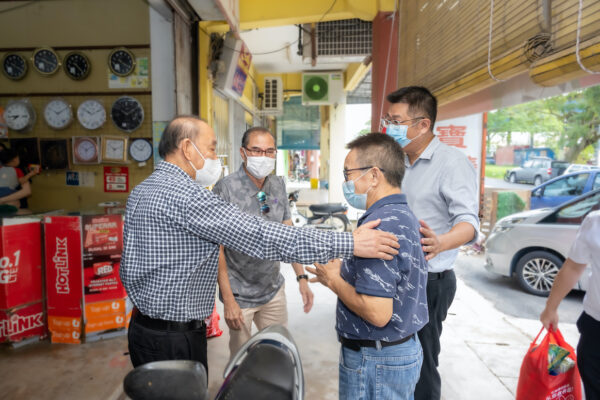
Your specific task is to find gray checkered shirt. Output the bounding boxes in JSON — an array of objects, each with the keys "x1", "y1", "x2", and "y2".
[{"x1": 121, "y1": 161, "x2": 354, "y2": 322}]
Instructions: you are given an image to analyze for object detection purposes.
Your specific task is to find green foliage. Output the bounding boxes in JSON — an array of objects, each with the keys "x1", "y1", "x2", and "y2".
[{"x1": 484, "y1": 164, "x2": 514, "y2": 179}]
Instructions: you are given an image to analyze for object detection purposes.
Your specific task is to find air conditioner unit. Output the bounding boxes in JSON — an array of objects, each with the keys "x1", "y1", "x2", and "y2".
[
  {"x1": 302, "y1": 71, "x2": 345, "y2": 106},
  {"x1": 214, "y1": 33, "x2": 252, "y2": 99},
  {"x1": 260, "y1": 76, "x2": 283, "y2": 115}
]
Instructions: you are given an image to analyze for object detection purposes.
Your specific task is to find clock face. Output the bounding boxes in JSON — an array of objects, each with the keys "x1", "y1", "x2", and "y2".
[
  {"x1": 4, "y1": 100, "x2": 36, "y2": 131},
  {"x1": 108, "y1": 48, "x2": 135, "y2": 77},
  {"x1": 129, "y1": 139, "x2": 153, "y2": 162},
  {"x1": 74, "y1": 137, "x2": 98, "y2": 163},
  {"x1": 44, "y1": 99, "x2": 73, "y2": 130},
  {"x1": 2, "y1": 53, "x2": 27, "y2": 80},
  {"x1": 32, "y1": 48, "x2": 60, "y2": 75},
  {"x1": 105, "y1": 139, "x2": 126, "y2": 161},
  {"x1": 111, "y1": 96, "x2": 144, "y2": 132},
  {"x1": 77, "y1": 100, "x2": 106, "y2": 130},
  {"x1": 63, "y1": 52, "x2": 90, "y2": 80}
]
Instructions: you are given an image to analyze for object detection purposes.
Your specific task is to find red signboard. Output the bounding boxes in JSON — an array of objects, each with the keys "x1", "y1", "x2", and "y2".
[
  {"x1": 104, "y1": 166, "x2": 129, "y2": 192},
  {"x1": 0, "y1": 221, "x2": 43, "y2": 309},
  {"x1": 0, "y1": 302, "x2": 46, "y2": 343},
  {"x1": 44, "y1": 216, "x2": 84, "y2": 318}
]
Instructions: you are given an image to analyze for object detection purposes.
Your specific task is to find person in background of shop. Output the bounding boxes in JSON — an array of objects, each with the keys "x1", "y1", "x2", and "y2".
[
  {"x1": 540, "y1": 210, "x2": 600, "y2": 400},
  {"x1": 383, "y1": 86, "x2": 479, "y2": 400},
  {"x1": 308, "y1": 133, "x2": 428, "y2": 400},
  {"x1": 0, "y1": 149, "x2": 39, "y2": 209},
  {"x1": 213, "y1": 127, "x2": 314, "y2": 358},
  {"x1": 121, "y1": 116, "x2": 401, "y2": 375}
]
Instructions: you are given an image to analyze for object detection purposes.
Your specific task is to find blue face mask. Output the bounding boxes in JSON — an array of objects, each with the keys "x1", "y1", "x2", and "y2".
[
  {"x1": 342, "y1": 170, "x2": 371, "y2": 210},
  {"x1": 386, "y1": 124, "x2": 412, "y2": 147}
]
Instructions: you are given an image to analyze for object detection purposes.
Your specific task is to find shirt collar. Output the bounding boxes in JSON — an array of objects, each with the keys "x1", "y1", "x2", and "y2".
[
  {"x1": 404, "y1": 136, "x2": 442, "y2": 166},
  {"x1": 358, "y1": 193, "x2": 408, "y2": 225},
  {"x1": 157, "y1": 160, "x2": 193, "y2": 181}
]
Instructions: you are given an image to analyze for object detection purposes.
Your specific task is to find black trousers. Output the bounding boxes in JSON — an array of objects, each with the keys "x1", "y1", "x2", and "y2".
[
  {"x1": 577, "y1": 312, "x2": 600, "y2": 400},
  {"x1": 127, "y1": 311, "x2": 208, "y2": 375},
  {"x1": 415, "y1": 270, "x2": 457, "y2": 400}
]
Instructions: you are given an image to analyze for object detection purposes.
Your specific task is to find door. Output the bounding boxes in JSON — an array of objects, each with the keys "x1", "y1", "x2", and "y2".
[{"x1": 534, "y1": 173, "x2": 590, "y2": 208}]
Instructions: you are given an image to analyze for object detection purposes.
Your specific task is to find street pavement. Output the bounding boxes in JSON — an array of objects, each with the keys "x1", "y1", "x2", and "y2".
[{"x1": 485, "y1": 177, "x2": 532, "y2": 190}]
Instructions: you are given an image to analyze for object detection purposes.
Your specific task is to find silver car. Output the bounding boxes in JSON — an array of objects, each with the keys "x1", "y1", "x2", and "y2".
[{"x1": 484, "y1": 188, "x2": 600, "y2": 296}]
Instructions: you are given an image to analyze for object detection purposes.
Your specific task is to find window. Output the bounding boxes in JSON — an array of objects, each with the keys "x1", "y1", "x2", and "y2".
[
  {"x1": 542, "y1": 190, "x2": 600, "y2": 225},
  {"x1": 593, "y1": 174, "x2": 600, "y2": 190},
  {"x1": 523, "y1": 160, "x2": 534, "y2": 168},
  {"x1": 543, "y1": 174, "x2": 589, "y2": 197},
  {"x1": 532, "y1": 160, "x2": 544, "y2": 168}
]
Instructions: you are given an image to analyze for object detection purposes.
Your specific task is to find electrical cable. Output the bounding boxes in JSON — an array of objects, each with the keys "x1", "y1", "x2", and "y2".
[
  {"x1": 487, "y1": 0, "x2": 507, "y2": 82},
  {"x1": 575, "y1": 0, "x2": 600, "y2": 74}
]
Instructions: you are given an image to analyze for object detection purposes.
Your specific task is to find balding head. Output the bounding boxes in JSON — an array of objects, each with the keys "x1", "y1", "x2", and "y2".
[{"x1": 158, "y1": 116, "x2": 209, "y2": 158}]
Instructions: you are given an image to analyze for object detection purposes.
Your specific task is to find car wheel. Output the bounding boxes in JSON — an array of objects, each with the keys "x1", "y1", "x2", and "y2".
[
  {"x1": 509, "y1": 173, "x2": 516, "y2": 183},
  {"x1": 534, "y1": 176, "x2": 542, "y2": 186},
  {"x1": 515, "y1": 251, "x2": 563, "y2": 296}
]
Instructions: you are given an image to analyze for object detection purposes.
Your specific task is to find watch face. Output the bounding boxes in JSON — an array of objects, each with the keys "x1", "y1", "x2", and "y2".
[
  {"x1": 104, "y1": 139, "x2": 126, "y2": 161},
  {"x1": 44, "y1": 99, "x2": 73, "y2": 130},
  {"x1": 63, "y1": 52, "x2": 90, "y2": 80},
  {"x1": 73, "y1": 137, "x2": 99, "y2": 163},
  {"x1": 32, "y1": 47, "x2": 60, "y2": 75},
  {"x1": 108, "y1": 47, "x2": 135, "y2": 77},
  {"x1": 129, "y1": 139, "x2": 153, "y2": 162},
  {"x1": 111, "y1": 96, "x2": 144, "y2": 132},
  {"x1": 77, "y1": 100, "x2": 106, "y2": 130},
  {"x1": 4, "y1": 100, "x2": 35, "y2": 131},
  {"x1": 2, "y1": 53, "x2": 27, "y2": 80}
]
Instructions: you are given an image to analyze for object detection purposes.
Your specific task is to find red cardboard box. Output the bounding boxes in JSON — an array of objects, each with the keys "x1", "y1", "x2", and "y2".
[
  {"x1": 44, "y1": 214, "x2": 126, "y2": 343},
  {"x1": 0, "y1": 218, "x2": 43, "y2": 309},
  {"x1": 0, "y1": 302, "x2": 46, "y2": 343}
]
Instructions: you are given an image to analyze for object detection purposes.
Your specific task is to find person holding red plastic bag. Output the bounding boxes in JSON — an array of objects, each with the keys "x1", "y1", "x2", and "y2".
[{"x1": 541, "y1": 210, "x2": 600, "y2": 400}]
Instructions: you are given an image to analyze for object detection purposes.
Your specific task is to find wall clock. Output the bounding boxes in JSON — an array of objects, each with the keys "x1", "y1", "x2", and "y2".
[
  {"x1": 3, "y1": 99, "x2": 36, "y2": 132},
  {"x1": 72, "y1": 136, "x2": 100, "y2": 164},
  {"x1": 40, "y1": 139, "x2": 69, "y2": 170},
  {"x1": 102, "y1": 136, "x2": 128, "y2": 163},
  {"x1": 111, "y1": 96, "x2": 143, "y2": 132},
  {"x1": 129, "y1": 138, "x2": 152, "y2": 163},
  {"x1": 2, "y1": 53, "x2": 27, "y2": 80},
  {"x1": 77, "y1": 99, "x2": 106, "y2": 130},
  {"x1": 63, "y1": 51, "x2": 91, "y2": 80},
  {"x1": 44, "y1": 98, "x2": 73, "y2": 130},
  {"x1": 108, "y1": 47, "x2": 135, "y2": 77},
  {"x1": 32, "y1": 47, "x2": 60, "y2": 76}
]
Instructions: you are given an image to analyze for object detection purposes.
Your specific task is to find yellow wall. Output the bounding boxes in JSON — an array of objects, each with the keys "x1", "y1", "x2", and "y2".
[{"x1": 0, "y1": 0, "x2": 152, "y2": 213}]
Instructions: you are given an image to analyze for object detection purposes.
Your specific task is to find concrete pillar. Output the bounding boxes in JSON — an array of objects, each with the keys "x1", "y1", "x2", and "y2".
[
  {"x1": 150, "y1": 5, "x2": 176, "y2": 122},
  {"x1": 328, "y1": 103, "x2": 347, "y2": 203}
]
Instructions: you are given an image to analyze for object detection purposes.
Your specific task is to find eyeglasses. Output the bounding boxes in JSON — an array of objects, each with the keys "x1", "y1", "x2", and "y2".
[
  {"x1": 256, "y1": 191, "x2": 270, "y2": 214},
  {"x1": 343, "y1": 166, "x2": 385, "y2": 181},
  {"x1": 245, "y1": 147, "x2": 277, "y2": 157},
  {"x1": 380, "y1": 116, "x2": 425, "y2": 127}
]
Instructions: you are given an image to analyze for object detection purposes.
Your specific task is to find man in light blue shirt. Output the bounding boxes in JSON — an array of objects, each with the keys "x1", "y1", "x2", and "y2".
[{"x1": 382, "y1": 86, "x2": 479, "y2": 400}]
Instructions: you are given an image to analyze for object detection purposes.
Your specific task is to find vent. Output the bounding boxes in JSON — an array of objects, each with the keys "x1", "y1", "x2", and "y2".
[
  {"x1": 260, "y1": 76, "x2": 283, "y2": 115},
  {"x1": 303, "y1": 19, "x2": 372, "y2": 63}
]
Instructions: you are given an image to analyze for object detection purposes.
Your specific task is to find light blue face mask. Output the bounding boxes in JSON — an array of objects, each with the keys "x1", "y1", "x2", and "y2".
[
  {"x1": 342, "y1": 169, "x2": 371, "y2": 210},
  {"x1": 386, "y1": 124, "x2": 412, "y2": 148}
]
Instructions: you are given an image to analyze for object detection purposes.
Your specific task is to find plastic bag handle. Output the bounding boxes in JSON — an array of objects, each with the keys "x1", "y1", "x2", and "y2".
[{"x1": 532, "y1": 326, "x2": 545, "y2": 345}]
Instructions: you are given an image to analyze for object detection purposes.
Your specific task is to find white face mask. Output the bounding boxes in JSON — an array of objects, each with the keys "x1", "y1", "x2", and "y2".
[
  {"x1": 243, "y1": 149, "x2": 275, "y2": 179},
  {"x1": 188, "y1": 142, "x2": 222, "y2": 186}
]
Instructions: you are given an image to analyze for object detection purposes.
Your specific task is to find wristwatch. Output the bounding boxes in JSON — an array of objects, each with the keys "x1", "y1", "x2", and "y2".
[{"x1": 296, "y1": 274, "x2": 309, "y2": 282}]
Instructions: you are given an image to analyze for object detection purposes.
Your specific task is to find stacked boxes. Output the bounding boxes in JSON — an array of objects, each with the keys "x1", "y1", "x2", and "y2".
[
  {"x1": 44, "y1": 214, "x2": 128, "y2": 344},
  {"x1": 0, "y1": 218, "x2": 46, "y2": 345}
]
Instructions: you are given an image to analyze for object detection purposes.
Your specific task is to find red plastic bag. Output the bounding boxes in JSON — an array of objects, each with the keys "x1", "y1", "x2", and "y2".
[
  {"x1": 516, "y1": 327, "x2": 582, "y2": 400},
  {"x1": 205, "y1": 304, "x2": 223, "y2": 338}
]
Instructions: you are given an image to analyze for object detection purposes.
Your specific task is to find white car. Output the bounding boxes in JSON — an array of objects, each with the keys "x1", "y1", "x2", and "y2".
[
  {"x1": 563, "y1": 164, "x2": 600, "y2": 175},
  {"x1": 484, "y1": 188, "x2": 600, "y2": 296}
]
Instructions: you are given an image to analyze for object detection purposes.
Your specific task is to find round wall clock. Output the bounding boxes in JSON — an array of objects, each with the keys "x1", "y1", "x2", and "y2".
[
  {"x1": 63, "y1": 51, "x2": 91, "y2": 80},
  {"x1": 77, "y1": 99, "x2": 106, "y2": 130},
  {"x1": 73, "y1": 137, "x2": 99, "y2": 164},
  {"x1": 108, "y1": 47, "x2": 136, "y2": 77},
  {"x1": 44, "y1": 98, "x2": 73, "y2": 130},
  {"x1": 2, "y1": 53, "x2": 27, "y2": 80},
  {"x1": 3, "y1": 99, "x2": 36, "y2": 131},
  {"x1": 32, "y1": 47, "x2": 60, "y2": 76},
  {"x1": 111, "y1": 96, "x2": 144, "y2": 132},
  {"x1": 129, "y1": 138, "x2": 153, "y2": 162}
]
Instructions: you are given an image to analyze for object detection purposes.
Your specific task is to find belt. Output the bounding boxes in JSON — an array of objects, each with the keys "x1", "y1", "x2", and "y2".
[
  {"x1": 132, "y1": 307, "x2": 206, "y2": 332},
  {"x1": 428, "y1": 270, "x2": 452, "y2": 281},
  {"x1": 339, "y1": 334, "x2": 414, "y2": 351}
]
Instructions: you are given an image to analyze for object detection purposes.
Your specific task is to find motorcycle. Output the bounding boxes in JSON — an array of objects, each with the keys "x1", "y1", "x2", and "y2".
[
  {"x1": 288, "y1": 190, "x2": 350, "y2": 232},
  {"x1": 123, "y1": 325, "x2": 304, "y2": 400}
]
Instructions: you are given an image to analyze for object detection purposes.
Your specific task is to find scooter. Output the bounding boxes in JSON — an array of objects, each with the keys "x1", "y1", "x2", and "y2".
[
  {"x1": 123, "y1": 325, "x2": 304, "y2": 400},
  {"x1": 288, "y1": 190, "x2": 350, "y2": 232}
]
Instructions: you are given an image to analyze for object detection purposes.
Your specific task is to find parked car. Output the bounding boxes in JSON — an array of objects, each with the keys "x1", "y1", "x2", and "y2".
[
  {"x1": 485, "y1": 188, "x2": 600, "y2": 296},
  {"x1": 505, "y1": 157, "x2": 569, "y2": 186},
  {"x1": 530, "y1": 169, "x2": 600, "y2": 209},
  {"x1": 486, "y1": 155, "x2": 496, "y2": 165},
  {"x1": 563, "y1": 163, "x2": 600, "y2": 175}
]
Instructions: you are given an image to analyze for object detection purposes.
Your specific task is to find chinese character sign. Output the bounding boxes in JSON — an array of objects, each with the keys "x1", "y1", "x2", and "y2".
[{"x1": 435, "y1": 113, "x2": 483, "y2": 193}]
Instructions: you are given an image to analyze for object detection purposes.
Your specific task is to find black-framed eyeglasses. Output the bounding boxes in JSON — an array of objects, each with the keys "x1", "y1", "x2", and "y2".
[
  {"x1": 245, "y1": 147, "x2": 277, "y2": 157},
  {"x1": 343, "y1": 166, "x2": 384, "y2": 181},
  {"x1": 256, "y1": 191, "x2": 270, "y2": 214},
  {"x1": 380, "y1": 116, "x2": 426, "y2": 127}
]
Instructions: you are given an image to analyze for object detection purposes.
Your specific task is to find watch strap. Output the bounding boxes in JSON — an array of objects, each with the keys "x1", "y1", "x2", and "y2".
[{"x1": 296, "y1": 274, "x2": 309, "y2": 282}]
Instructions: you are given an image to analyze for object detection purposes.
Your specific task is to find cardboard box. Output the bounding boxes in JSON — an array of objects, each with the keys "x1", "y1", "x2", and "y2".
[
  {"x1": 85, "y1": 298, "x2": 132, "y2": 336},
  {"x1": 47, "y1": 316, "x2": 82, "y2": 344},
  {"x1": 44, "y1": 214, "x2": 126, "y2": 343},
  {"x1": 0, "y1": 302, "x2": 46, "y2": 343}
]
